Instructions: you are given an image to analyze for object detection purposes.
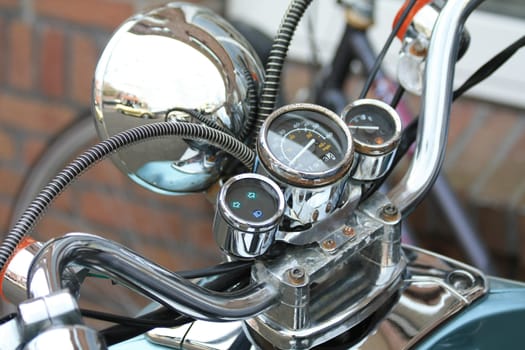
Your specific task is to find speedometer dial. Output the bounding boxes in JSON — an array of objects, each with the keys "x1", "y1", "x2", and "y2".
[
  {"x1": 257, "y1": 103, "x2": 354, "y2": 188},
  {"x1": 268, "y1": 113, "x2": 342, "y2": 173}
]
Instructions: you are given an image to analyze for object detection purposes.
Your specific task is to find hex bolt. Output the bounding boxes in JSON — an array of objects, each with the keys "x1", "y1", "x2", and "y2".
[
  {"x1": 342, "y1": 226, "x2": 355, "y2": 237},
  {"x1": 287, "y1": 267, "x2": 306, "y2": 285},
  {"x1": 380, "y1": 204, "x2": 399, "y2": 221},
  {"x1": 321, "y1": 238, "x2": 337, "y2": 252}
]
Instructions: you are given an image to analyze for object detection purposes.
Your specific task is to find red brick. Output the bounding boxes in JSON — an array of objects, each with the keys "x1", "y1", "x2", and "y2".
[
  {"x1": 8, "y1": 20, "x2": 33, "y2": 90},
  {"x1": 184, "y1": 213, "x2": 214, "y2": 250},
  {"x1": 446, "y1": 109, "x2": 518, "y2": 194},
  {"x1": 138, "y1": 242, "x2": 200, "y2": 272},
  {"x1": 0, "y1": 0, "x2": 18, "y2": 9},
  {"x1": 0, "y1": 18, "x2": 5, "y2": 84},
  {"x1": 82, "y1": 160, "x2": 128, "y2": 188},
  {"x1": 22, "y1": 137, "x2": 46, "y2": 167},
  {"x1": 0, "y1": 168, "x2": 23, "y2": 197},
  {"x1": 34, "y1": 214, "x2": 81, "y2": 241},
  {"x1": 70, "y1": 33, "x2": 98, "y2": 104},
  {"x1": 35, "y1": 0, "x2": 134, "y2": 30},
  {"x1": 0, "y1": 128, "x2": 15, "y2": 160},
  {"x1": 447, "y1": 99, "x2": 477, "y2": 149},
  {"x1": 0, "y1": 200, "x2": 12, "y2": 232},
  {"x1": 50, "y1": 185, "x2": 74, "y2": 213},
  {"x1": 79, "y1": 190, "x2": 185, "y2": 241},
  {"x1": 0, "y1": 93, "x2": 74, "y2": 134},
  {"x1": 39, "y1": 26, "x2": 66, "y2": 98},
  {"x1": 131, "y1": 184, "x2": 214, "y2": 216},
  {"x1": 477, "y1": 129, "x2": 525, "y2": 206},
  {"x1": 474, "y1": 204, "x2": 508, "y2": 255}
]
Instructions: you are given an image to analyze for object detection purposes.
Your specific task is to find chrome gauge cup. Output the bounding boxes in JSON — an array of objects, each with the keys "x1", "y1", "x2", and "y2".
[
  {"x1": 214, "y1": 174, "x2": 285, "y2": 258},
  {"x1": 93, "y1": 3, "x2": 264, "y2": 195},
  {"x1": 256, "y1": 103, "x2": 355, "y2": 227},
  {"x1": 342, "y1": 99, "x2": 402, "y2": 181}
]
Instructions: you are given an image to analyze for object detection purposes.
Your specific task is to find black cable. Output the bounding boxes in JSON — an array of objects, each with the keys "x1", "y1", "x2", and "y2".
[
  {"x1": 358, "y1": 0, "x2": 417, "y2": 99},
  {"x1": 176, "y1": 260, "x2": 253, "y2": 279},
  {"x1": 390, "y1": 85, "x2": 405, "y2": 109},
  {"x1": 81, "y1": 309, "x2": 192, "y2": 328},
  {"x1": 453, "y1": 35, "x2": 525, "y2": 99}
]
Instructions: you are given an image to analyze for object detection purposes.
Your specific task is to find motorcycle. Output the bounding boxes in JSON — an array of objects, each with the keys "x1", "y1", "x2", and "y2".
[{"x1": 1, "y1": 0, "x2": 524, "y2": 349}]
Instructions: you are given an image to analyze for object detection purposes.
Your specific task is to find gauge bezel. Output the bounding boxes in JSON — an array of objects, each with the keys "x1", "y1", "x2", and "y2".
[
  {"x1": 342, "y1": 99, "x2": 402, "y2": 156},
  {"x1": 257, "y1": 103, "x2": 354, "y2": 188},
  {"x1": 218, "y1": 173, "x2": 285, "y2": 232}
]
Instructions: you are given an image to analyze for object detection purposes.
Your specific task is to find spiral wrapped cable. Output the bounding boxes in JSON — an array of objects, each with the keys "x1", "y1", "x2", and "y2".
[
  {"x1": 239, "y1": 68, "x2": 258, "y2": 143},
  {"x1": 0, "y1": 122, "x2": 255, "y2": 271},
  {"x1": 252, "y1": 0, "x2": 313, "y2": 139}
]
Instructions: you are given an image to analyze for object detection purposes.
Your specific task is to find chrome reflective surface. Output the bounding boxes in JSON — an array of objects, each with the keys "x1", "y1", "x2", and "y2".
[
  {"x1": 351, "y1": 151, "x2": 397, "y2": 182},
  {"x1": 356, "y1": 245, "x2": 487, "y2": 349},
  {"x1": 214, "y1": 174, "x2": 285, "y2": 258},
  {"x1": 17, "y1": 292, "x2": 82, "y2": 341},
  {"x1": 93, "y1": 3, "x2": 264, "y2": 195},
  {"x1": 2, "y1": 241, "x2": 42, "y2": 305},
  {"x1": 27, "y1": 233, "x2": 278, "y2": 321},
  {"x1": 245, "y1": 193, "x2": 406, "y2": 349},
  {"x1": 245, "y1": 245, "x2": 487, "y2": 350},
  {"x1": 388, "y1": 0, "x2": 483, "y2": 217},
  {"x1": 396, "y1": 5, "x2": 437, "y2": 95},
  {"x1": 257, "y1": 103, "x2": 354, "y2": 188},
  {"x1": 146, "y1": 321, "x2": 243, "y2": 350},
  {"x1": 275, "y1": 183, "x2": 361, "y2": 245},
  {"x1": 0, "y1": 317, "x2": 21, "y2": 350},
  {"x1": 23, "y1": 326, "x2": 105, "y2": 350}
]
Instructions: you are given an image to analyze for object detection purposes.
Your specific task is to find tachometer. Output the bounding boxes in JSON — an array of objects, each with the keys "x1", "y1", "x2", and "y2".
[{"x1": 342, "y1": 99, "x2": 402, "y2": 181}]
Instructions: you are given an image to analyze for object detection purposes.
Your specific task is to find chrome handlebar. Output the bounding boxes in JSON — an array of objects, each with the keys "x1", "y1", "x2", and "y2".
[
  {"x1": 388, "y1": 0, "x2": 483, "y2": 217},
  {"x1": 27, "y1": 233, "x2": 278, "y2": 322}
]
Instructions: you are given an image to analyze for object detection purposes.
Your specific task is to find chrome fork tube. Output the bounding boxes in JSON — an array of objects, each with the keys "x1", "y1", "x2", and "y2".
[
  {"x1": 27, "y1": 233, "x2": 278, "y2": 321},
  {"x1": 388, "y1": 0, "x2": 484, "y2": 217}
]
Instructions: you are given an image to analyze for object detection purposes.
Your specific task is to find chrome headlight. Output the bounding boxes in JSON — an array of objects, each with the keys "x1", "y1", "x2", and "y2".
[{"x1": 93, "y1": 3, "x2": 264, "y2": 195}]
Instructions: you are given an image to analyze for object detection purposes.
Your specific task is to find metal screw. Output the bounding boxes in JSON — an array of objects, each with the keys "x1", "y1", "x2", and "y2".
[
  {"x1": 447, "y1": 270, "x2": 476, "y2": 291},
  {"x1": 343, "y1": 226, "x2": 355, "y2": 237},
  {"x1": 321, "y1": 238, "x2": 337, "y2": 251},
  {"x1": 287, "y1": 267, "x2": 306, "y2": 284}
]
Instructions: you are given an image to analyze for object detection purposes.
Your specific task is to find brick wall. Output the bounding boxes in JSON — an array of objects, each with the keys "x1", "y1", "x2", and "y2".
[{"x1": 0, "y1": 0, "x2": 224, "y2": 314}]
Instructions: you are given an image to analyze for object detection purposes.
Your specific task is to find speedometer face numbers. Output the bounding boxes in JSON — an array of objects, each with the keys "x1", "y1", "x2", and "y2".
[
  {"x1": 267, "y1": 112, "x2": 342, "y2": 173},
  {"x1": 343, "y1": 99, "x2": 401, "y2": 156},
  {"x1": 257, "y1": 103, "x2": 354, "y2": 188}
]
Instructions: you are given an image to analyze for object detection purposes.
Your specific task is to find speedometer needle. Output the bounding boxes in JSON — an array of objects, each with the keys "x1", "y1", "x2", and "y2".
[
  {"x1": 349, "y1": 125, "x2": 380, "y2": 131},
  {"x1": 290, "y1": 139, "x2": 316, "y2": 165}
]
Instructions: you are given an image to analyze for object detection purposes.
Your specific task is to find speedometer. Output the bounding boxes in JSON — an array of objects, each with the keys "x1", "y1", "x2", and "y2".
[
  {"x1": 257, "y1": 103, "x2": 354, "y2": 188},
  {"x1": 256, "y1": 103, "x2": 356, "y2": 227}
]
